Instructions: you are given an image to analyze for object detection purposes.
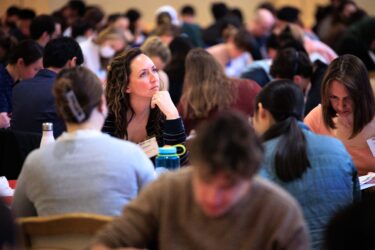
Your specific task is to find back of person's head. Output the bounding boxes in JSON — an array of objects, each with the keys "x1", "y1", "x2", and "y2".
[
  {"x1": 276, "y1": 6, "x2": 301, "y2": 24},
  {"x1": 270, "y1": 47, "x2": 313, "y2": 79},
  {"x1": 125, "y1": 8, "x2": 141, "y2": 34},
  {"x1": 168, "y1": 36, "x2": 194, "y2": 62},
  {"x1": 233, "y1": 28, "x2": 258, "y2": 55},
  {"x1": 191, "y1": 111, "x2": 263, "y2": 179},
  {"x1": 8, "y1": 39, "x2": 43, "y2": 66},
  {"x1": 230, "y1": 8, "x2": 244, "y2": 24},
  {"x1": 94, "y1": 27, "x2": 127, "y2": 48},
  {"x1": 181, "y1": 5, "x2": 195, "y2": 16},
  {"x1": 18, "y1": 8, "x2": 36, "y2": 21},
  {"x1": 181, "y1": 48, "x2": 233, "y2": 119},
  {"x1": 0, "y1": 33, "x2": 18, "y2": 64},
  {"x1": 53, "y1": 67, "x2": 103, "y2": 124},
  {"x1": 156, "y1": 12, "x2": 172, "y2": 26},
  {"x1": 43, "y1": 37, "x2": 83, "y2": 68},
  {"x1": 141, "y1": 36, "x2": 171, "y2": 65},
  {"x1": 66, "y1": 0, "x2": 86, "y2": 17},
  {"x1": 211, "y1": 2, "x2": 228, "y2": 21},
  {"x1": 6, "y1": 5, "x2": 21, "y2": 17},
  {"x1": 275, "y1": 25, "x2": 305, "y2": 51},
  {"x1": 321, "y1": 54, "x2": 375, "y2": 137},
  {"x1": 83, "y1": 5, "x2": 105, "y2": 30},
  {"x1": 30, "y1": 14, "x2": 56, "y2": 40},
  {"x1": 324, "y1": 194, "x2": 375, "y2": 250},
  {"x1": 71, "y1": 18, "x2": 94, "y2": 39},
  {"x1": 255, "y1": 80, "x2": 310, "y2": 182}
]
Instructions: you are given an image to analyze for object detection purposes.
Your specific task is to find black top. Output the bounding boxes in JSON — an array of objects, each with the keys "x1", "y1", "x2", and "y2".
[{"x1": 102, "y1": 108, "x2": 189, "y2": 165}]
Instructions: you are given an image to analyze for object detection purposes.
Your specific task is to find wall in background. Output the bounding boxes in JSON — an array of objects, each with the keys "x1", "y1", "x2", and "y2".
[{"x1": 1, "y1": 0, "x2": 374, "y2": 29}]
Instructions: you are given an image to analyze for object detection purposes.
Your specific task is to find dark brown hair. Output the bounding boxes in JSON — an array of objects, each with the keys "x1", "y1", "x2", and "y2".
[
  {"x1": 321, "y1": 54, "x2": 375, "y2": 138},
  {"x1": 191, "y1": 111, "x2": 263, "y2": 179},
  {"x1": 105, "y1": 48, "x2": 162, "y2": 138},
  {"x1": 256, "y1": 80, "x2": 310, "y2": 182},
  {"x1": 53, "y1": 67, "x2": 103, "y2": 123}
]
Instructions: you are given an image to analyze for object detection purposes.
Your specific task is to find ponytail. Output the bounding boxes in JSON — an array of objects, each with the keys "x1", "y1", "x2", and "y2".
[{"x1": 262, "y1": 116, "x2": 310, "y2": 182}]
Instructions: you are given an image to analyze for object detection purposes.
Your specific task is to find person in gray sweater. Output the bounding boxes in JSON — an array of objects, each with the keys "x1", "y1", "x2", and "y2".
[
  {"x1": 89, "y1": 111, "x2": 310, "y2": 250},
  {"x1": 12, "y1": 67, "x2": 156, "y2": 217}
]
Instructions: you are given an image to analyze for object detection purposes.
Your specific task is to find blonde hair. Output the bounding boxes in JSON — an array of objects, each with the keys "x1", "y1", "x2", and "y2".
[
  {"x1": 180, "y1": 48, "x2": 234, "y2": 119},
  {"x1": 141, "y1": 36, "x2": 171, "y2": 64},
  {"x1": 94, "y1": 27, "x2": 127, "y2": 46}
]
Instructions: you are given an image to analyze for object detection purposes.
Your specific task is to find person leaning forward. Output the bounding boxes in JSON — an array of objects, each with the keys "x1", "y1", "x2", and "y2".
[{"x1": 89, "y1": 111, "x2": 310, "y2": 250}]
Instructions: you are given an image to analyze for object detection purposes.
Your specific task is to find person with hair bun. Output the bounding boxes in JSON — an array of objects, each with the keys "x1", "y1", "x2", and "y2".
[
  {"x1": 253, "y1": 79, "x2": 359, "y2": 250},
  {"x1": 12, "y1": 67, "x2": 155, "y2": 217}
]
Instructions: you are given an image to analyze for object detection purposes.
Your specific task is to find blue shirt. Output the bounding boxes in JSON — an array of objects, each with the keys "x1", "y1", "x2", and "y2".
[
  {"x1": 0, "y1": 64, "x2": 15, "y2": 113},
  {"x1": 11, "y1": 69, "x2": 65, "y2": 138},
  {"x1": 259, "y1": 125, "x2": 360, "y2": 250}
]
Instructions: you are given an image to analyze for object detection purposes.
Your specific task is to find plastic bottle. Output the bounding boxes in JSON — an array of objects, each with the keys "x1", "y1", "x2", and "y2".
[
  {"x1": 155, "y1": 145, "x2": 186, "y2": 175},
  {"x1": 40, "y1": 122, "x2": 55, "y2": 147}
]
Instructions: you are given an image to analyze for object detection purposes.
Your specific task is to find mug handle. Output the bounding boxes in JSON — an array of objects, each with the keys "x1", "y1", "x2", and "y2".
[{"x1": 174, "y1": 144, "x2": 186, "y2": 156}]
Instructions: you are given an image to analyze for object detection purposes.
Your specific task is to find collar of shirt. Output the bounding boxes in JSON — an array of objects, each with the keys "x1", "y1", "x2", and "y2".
[{"x1": 57, "y1": 129, "x2": 105, "y2": 142}]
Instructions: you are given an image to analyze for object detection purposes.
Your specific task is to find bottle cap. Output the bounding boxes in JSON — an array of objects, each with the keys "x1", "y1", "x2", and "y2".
[
  {"x1": 42, "y1": 122, "x2": 53, "y2": 131},
  {"x1": 159, "y1": 147, "x2": 177, "y2": 155}
]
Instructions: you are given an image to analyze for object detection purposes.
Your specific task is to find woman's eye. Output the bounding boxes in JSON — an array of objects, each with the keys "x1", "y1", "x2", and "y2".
[
  {"x1": 152, "y1": 67, "x2": 158, "y2": 73},
  {"x1": 139, "y1": 72, "x2": 146, "y2": 77}
]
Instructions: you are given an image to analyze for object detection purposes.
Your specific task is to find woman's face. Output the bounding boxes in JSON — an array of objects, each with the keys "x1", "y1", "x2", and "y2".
[
  {"x1": 126, "y1": 54, "x2": 160, "y2": 98},
  {"x1": 329, "y1": 80, "x2": 353, "y2": 118}
]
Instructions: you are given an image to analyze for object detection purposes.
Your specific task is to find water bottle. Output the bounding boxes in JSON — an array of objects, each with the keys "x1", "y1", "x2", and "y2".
[
  {"x1": 155, "y1": 144, "x2": 186, "y2": 175},
  {"x1": 40, "y1": 122, "x2": 55, "y2": 147}
]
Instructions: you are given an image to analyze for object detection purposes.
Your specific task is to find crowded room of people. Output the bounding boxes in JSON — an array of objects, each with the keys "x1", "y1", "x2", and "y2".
[{"x1": 1, "y1": 0, "x2": 375, "y2": 249}]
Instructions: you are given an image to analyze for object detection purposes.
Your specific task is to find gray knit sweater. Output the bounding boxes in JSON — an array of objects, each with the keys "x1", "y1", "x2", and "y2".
[{"x1": 12, "y1": 130, "x2": 156, "y2": 217}]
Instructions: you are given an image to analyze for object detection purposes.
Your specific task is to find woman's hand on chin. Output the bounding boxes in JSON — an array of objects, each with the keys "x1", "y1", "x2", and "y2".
[{"x1": 151, "y1": 91, "x2": 180, "y2": 120}]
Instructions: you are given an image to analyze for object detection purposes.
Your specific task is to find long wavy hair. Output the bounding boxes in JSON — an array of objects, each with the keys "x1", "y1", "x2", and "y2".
[
  {"x1": 180, "y1": 48, "x2": 234, "y2": 119},
  {"x1": 105, "y1": 48, "x2": 162, "y2": 139}
]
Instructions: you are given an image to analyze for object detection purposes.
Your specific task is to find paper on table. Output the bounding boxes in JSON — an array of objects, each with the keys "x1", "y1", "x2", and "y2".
[
  {"x1": 0, "y1": 176, "x2": 14, "y2": 196},
  {"x1": 359, "y1": 172, "x2": 375, "y2": 190}
]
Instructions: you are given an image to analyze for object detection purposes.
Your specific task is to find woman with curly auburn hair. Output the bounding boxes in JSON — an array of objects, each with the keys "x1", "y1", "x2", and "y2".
[
  {"x1": 178, "y1": 48, "x2": 261, "y2": 134},
  {"x1": 103, "y1": 48, "x2": 188, "y2": 164},
  {"x1": 304, "y1": 54, "x2": 375, "y2": 175}
]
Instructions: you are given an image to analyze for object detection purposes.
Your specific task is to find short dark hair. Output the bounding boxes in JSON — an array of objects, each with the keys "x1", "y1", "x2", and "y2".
[
  {"x1": 18, "y1": 8, "x2": 36, "y2": 20},
  {"x1": 6, "y1": 6, "x2": 21, "y2": 17},
  {"x1": 233, "y1": 29, "x2": 258, "y2": 54},
  {"x1": 43, "y1": 37, "x2": 83, "y2": 68},
  {"x1": 66, "y1": 0, "x2": 86, "y2": 17},
  {"x1": 30, "y1": 14, "x2": 56, "y2": 40},
  {"x1": 71, "y1": 18, "x2": 93, "y2": 39},
  {"x1": 321, "y1": 54, "x2": 375, "y2": 138},
  {"x1": 191, "y1": 111, "x2": 263, "y2": 179},
  {"x1": 8, "y1": 39, "x2": 43, "y2": 66},
  {"x1": 211, "y1": 2, "x2": 228, "y2": 21},
  {"x1": 324, "y1": 195, "x2": 375, "y2": 250},
  {"x1": 54, "y1": 67, "x2": 103, "y2": 123},
  {"x1": 181, "y1": 5, "x2": 195, "y2": 16},
  {"x1": 270, "y1": 47, "x2": 312, "y2": 79}
]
